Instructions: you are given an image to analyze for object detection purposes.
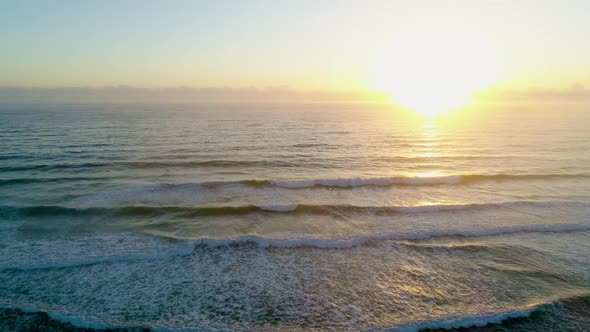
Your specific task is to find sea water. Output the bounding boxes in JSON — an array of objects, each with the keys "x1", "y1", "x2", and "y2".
[{"x1": 0, "y1": 102, "x2": 589, "y2": 331}]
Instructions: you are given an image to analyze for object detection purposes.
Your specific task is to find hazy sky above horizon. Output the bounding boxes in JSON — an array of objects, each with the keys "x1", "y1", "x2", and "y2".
[{"x1": 3, "y1": 0, "x2": 590, "y2": 92}]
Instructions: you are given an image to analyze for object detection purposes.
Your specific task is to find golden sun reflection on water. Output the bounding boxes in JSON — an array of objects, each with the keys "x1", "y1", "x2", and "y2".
[
  {"x1": 412, "y1": 171, "x2": 444, "y2": 178},
  {"x1": 410, "y1": 123, "x2": 445, "y2": 176},
  {"x1": 404, "y1": 121, "x2": 468, "y2": 208}
]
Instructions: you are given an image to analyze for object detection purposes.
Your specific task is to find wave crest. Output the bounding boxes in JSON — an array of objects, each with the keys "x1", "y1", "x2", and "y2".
[
  {"x1": 2, "y1": 293, "x2": 589, "y2": 331},
  {"x1": 187, "y1": 223, "x2": 590, "y2": 249},
  {"x1": 15, "y1": 201, "x2": 582, "y2": 218},
  {"x1": 263, "y1": 173, "x2": 589, "y2": 189},
  {"x1": 3, "y1": 173, "x2": 588, "y2": 188}
]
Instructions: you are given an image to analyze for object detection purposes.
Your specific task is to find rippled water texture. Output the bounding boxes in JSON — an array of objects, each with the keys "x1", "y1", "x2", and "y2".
[{"x1": 0, "y1": 102, "x2": 589, "y2": 331}]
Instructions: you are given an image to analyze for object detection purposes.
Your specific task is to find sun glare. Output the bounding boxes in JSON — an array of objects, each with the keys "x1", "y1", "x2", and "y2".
[{"x1": 371, "y1": 26, "x2": 499, "y2": 117}]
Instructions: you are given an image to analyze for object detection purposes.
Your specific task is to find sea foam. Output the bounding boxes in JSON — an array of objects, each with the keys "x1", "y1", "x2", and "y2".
[
  {"x1": 189, "y1": 222, "x2": 590, "y2": 249},
  {"x1": 388, "y1": 307, "x2": 536, "y2": 332}
]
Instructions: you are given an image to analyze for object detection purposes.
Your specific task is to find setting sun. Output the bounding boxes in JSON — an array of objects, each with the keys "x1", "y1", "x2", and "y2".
[
  {"x1": 3, "y1": 1, "x2": 590, "y2": 331},
  {"x1": 371, "y1": 26, "x2": 499, "y2": 117}
]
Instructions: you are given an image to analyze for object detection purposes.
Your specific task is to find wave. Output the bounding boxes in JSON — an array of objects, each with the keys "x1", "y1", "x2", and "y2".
[
  {"x1": 185, "y1": 222, "x2": 590, "y2": 249},
  {"x1": 388, "y1": 308, "x2": 536, "y2": 332},
  {"x1": 4, "y1": 243, "x2": 196, "y2": 271},
  {"x1": 0, "y1": 159, "x2": 296, "y2": 172},
  {"x1": 0, "y1": 304, "x2": 137, "y2": 331},
  {"x1": 289, "y1": 143, "x2": 329, "y2": 148},
  {"x1": 0, "y1": 176, "x2": 112, "y2": 186},
  {"x1": 128, "y1": 159, "x2": 296, "y2": 168},
  {"x1": 14, "y1": 201, "x2": 582, "y2": 218},
  {"x1": 0, "y1": 162, "x2": 111, "y2": 172},
  {"x1": 162, "y1": 173, "x2": 590, "y2": 189},
  {"x1": 389, "y1": 292, "x2": 590, "y2": 332},
  {"x1": 2, "y1": 293, "x2": 588, "y2": 331},
  {"x1": 260, "y1": 173, "x2": 590, "y2": 188},
  {"x1": 3, "y1": 173, "x2": 588, "y2": 188},
  {"x1": 4, "y1": 154, "x2": 537, "y2": 173},
  {"x1": 255, "y1": 204, "x2": 299, "y2": 212},
  {"x1": 5, "y1": 221, "x2": 589, "y2": 271},
  {"x1": 267, "y1": 176, "x2": 462, "y2": 188},
  {"x1": 461, "y1": 173, "x2": 590, "y2": 183}
]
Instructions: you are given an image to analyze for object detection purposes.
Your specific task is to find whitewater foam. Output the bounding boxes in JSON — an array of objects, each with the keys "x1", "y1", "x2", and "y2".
[
  {"x1": 3, "y1": 222, "x2": 589, "y2": 271},
  {"x1": 0, "y1": 302, "x2": 536, "y2": 332},
  {"x1": 3, "y1": 292, "x2": 588, "y2": 332},
  {"x1": 18, "y1": 200, "x2": 587, "y2": 218},
  {"x1": 187, "y1": 222, "x2": 590, "y2": 249},
  {"x1": 388, "y1": 307, "x2": 536, "y2": 332},
  {"x1": 0, "y1": 304, "x2": 115, "y2": 330},
  {"x1": 0, "y1": 234, "x2": 196, "y2": 271},
  {"x1": 62, "y1": 173, "x2": 590, "y2": 208},
  {"x1": 270, "y1": 175, "x2": 462, "y2": 188},
  {"x1": 6, "y1": 243, "x2": 195, "y2": 271}
]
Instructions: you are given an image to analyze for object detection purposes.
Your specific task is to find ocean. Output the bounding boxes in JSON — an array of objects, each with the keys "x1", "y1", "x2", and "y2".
[{"x1": 0, "y1": 102, "x2": 589, "y2": 331}]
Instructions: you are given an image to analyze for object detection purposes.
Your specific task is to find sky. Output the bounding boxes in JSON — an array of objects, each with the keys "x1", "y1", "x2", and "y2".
[{"x1": 2, "y1": 0, "x2": 590, "y2": 97}]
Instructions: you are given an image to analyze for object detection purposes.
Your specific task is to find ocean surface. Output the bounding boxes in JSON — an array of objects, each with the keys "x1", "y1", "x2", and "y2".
[{"x1": 0, "y1": 102, "x2": 589, "y2": 331}]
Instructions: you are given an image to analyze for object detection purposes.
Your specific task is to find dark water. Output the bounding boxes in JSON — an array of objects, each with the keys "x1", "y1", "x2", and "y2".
[{"x1": 0, "y1": 102, "x2": 589, "y2": 331}]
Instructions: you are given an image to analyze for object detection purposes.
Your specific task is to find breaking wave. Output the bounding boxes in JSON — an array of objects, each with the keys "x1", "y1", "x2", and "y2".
[
  {"x1": 13, "y1": 201, "x2": 584, "y2": 218},
  {"x1": 4, "y1": 221, "x2": 589, "y2": 271},
  {"x1": 184, "y1": 222, "x2": 590, "y2": 249},
  {"x1": 263, "y1": 173, "x2": 589, "y2": 188},
  {"x1": 2, "y1": 293, "x2": 588, "y2": 331},
  {"x1": 3, "y1": 243, "x2": 196, "y2": 271},
  {"x1": 2, "y1": 173, "x2": 588, "y2": 188}
]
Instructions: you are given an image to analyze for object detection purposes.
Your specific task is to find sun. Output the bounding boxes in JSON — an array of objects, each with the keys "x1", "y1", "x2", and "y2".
[{"x1": 370, "y1": 26, "x2": 499, "y2": 117}]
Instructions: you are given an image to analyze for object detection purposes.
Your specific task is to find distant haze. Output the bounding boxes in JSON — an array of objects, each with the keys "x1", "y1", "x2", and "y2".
[
  {"x1": 3, "y1": 0, "x2": 590, "y2": 94},
  {"x1": 1, "y1": 85, "x2": 590, "y2": 104}
]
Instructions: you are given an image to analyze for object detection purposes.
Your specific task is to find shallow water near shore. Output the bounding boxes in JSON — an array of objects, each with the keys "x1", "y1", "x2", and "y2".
[{"x1": 1, "y1": 102, "x2": 589, "y2": 331}]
